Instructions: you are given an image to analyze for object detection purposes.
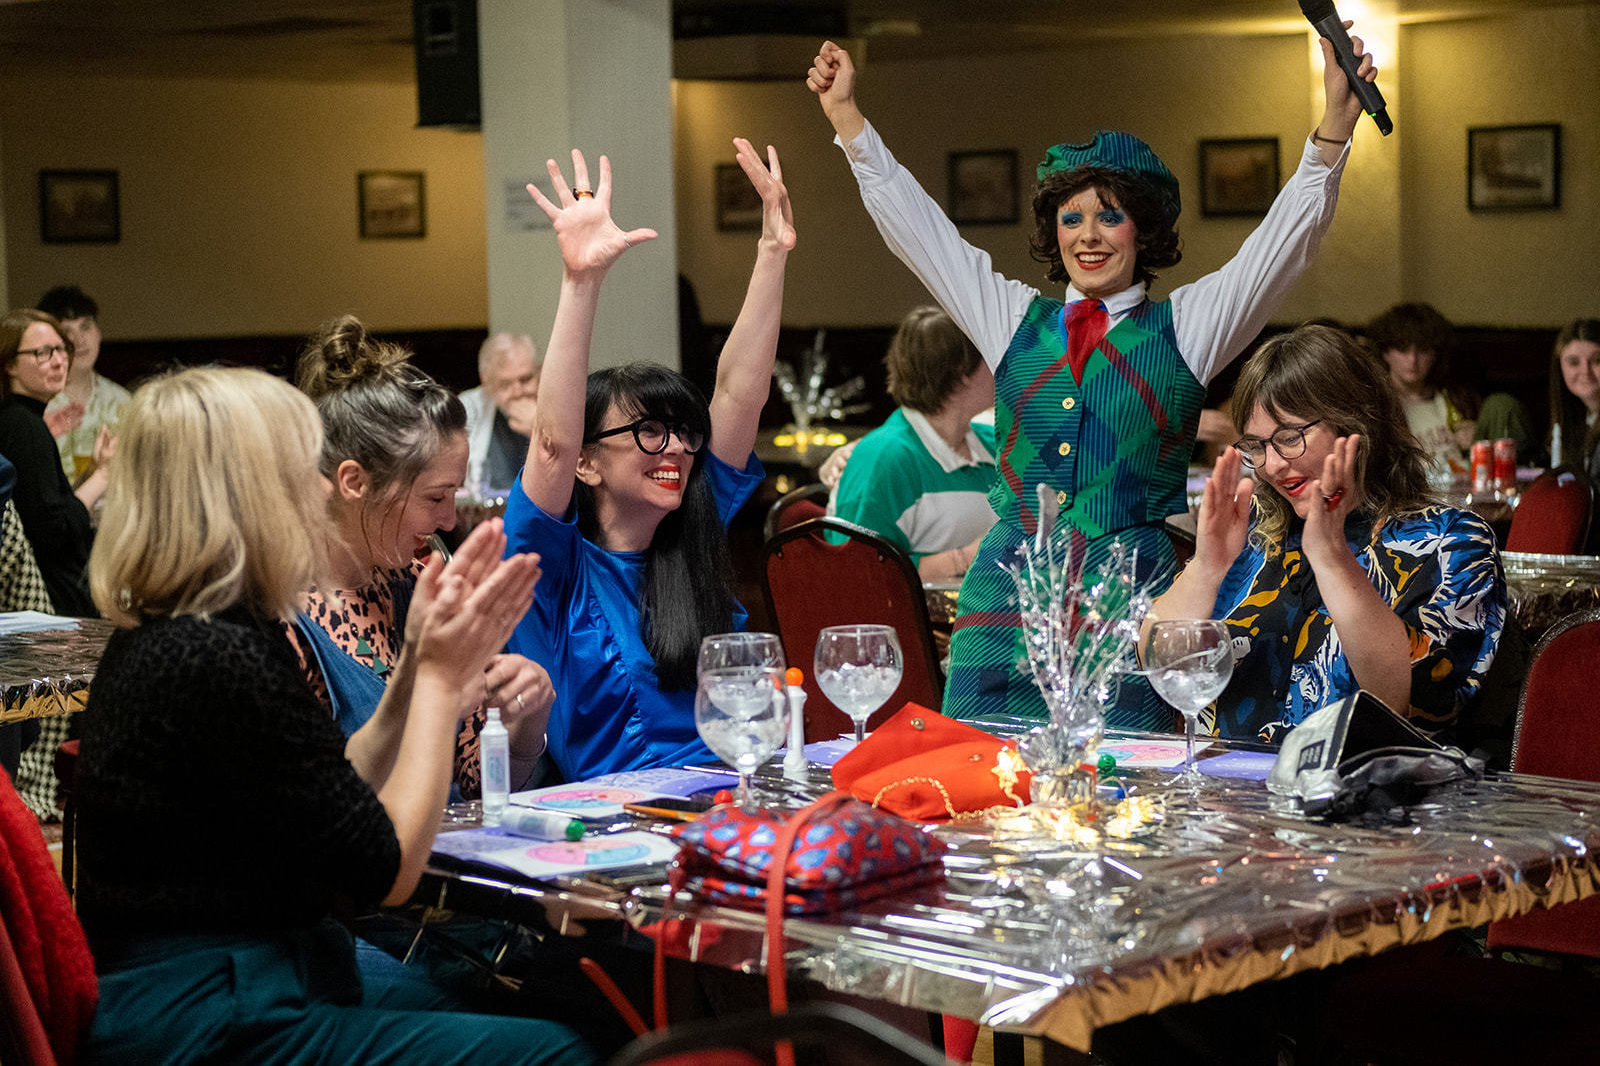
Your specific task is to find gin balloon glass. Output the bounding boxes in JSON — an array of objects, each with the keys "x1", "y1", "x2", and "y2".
[
  {"x1": 694, "y1": 664, "x2": 788, "y2": 811},
  {"x1": 1142, "y1": 619, "x2": 1234, "y2": 781},
  {"x1": 698, "y1": 632, "x2": 786, "y2": 674},
  {"x1": 814, "y1": 624, "x2": 903, "y2": 743}
]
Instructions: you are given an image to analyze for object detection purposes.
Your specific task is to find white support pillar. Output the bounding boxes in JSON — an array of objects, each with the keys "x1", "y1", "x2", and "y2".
[{"x1": 479, "y1": 0, "x2": 678, "y2": 370}]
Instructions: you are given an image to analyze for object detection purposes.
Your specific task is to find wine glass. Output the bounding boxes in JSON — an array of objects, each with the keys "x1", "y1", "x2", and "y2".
[
  {"x1": 698, "y1": 632, "x2": 786, "y2": 674},
  {"x1": 694, "y1": 665, "x2": 788, "y2": 810},
  {"x1": 1142, "y1": 619, "x2": 1234, "y2": 781},
  {"x1": 814, "y1": 624, "x2": 903, "y2": 743}
]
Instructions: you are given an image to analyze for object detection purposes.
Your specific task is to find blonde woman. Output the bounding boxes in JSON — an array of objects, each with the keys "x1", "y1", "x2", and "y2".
[{"x1": 74, "y1": 367, "x2": 590, "y2": 1064}]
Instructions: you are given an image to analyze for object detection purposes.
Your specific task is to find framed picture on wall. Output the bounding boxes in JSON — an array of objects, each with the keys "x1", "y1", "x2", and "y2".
[
  {"x1": 1198, "y1": 138, "x2": 1279, "y2": 217},
  {"x1": 947, "y1": 149, "x2": 1018, "y2": 225},
  {"x1": 39, "y1": 170, "x2": 120, "y2": 243},
  {"x1": 714, "y1": 162, "x2": 763, "y2": 231},
  {"x1": 358, "y1": 170, "x2": 427, "y2": 238},
  {"x1": 1468, "y1": 124, "x2": 1560, "y2": 211}
]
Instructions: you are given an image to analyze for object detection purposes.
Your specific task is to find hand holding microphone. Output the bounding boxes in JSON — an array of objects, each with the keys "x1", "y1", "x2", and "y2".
[{"x1": 1299, "y1": 0, "x2": 1392, "y2": 136}]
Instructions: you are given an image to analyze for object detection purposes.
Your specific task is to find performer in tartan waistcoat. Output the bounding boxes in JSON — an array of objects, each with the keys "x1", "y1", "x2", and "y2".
[{"x1": 807, "y1": 26, "x2": 1379, "y2": 727}]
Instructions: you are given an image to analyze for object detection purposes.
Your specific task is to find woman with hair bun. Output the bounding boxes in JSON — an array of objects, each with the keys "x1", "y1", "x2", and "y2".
[
  {"x1": 293, "y1": 315, "x2": 553, "y2": 797},
  {"x1": 808, "y1": 30, "x2": 1377, "y2": 728}
]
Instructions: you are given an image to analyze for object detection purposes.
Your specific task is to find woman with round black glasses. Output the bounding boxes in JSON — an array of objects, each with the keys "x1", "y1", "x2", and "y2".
[
  {"x1": 505, "y1": 138, "x2": 793, "y2": 781},
  {"x1": 1147, "y1": 324, "x2": 1504, "y2": 744}
]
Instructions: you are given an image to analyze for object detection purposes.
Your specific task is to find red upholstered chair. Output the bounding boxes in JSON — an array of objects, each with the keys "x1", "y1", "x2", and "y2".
[
  {"x1": 0, "y1": 768, "x2": 97, "y2": 1065},
  {"x1": 762, "y1": 482, "x2": 829, "y2": 542},
  {"x1": 762, "y1": 517, "x2": 944, "y2": 743},
  {"x1": 1505, "y1": 467, "x2": 1593, "y2": 555},
  {"x1": 1487, "y1": 607, "x2": 1600, "y2": 958}
]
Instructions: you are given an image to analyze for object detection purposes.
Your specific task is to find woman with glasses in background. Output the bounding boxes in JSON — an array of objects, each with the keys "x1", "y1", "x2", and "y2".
[
  {"x1": 0, "y1": 309, "x2": 110, "y2": 617},
  {"x1": 507, "y1": 138, "x2": 793, "y2": 782},
  {"x1": 1147, "y1": 324, "x2": 1505, "y2": 744}
]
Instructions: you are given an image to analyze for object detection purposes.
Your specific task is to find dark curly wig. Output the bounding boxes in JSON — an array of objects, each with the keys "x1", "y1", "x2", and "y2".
[{"x1": 1029, "y1": 166, "x2": 1182, "y2": 290}]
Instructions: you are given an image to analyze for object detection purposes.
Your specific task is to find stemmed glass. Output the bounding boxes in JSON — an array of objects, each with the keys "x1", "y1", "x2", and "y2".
[
  {"x1": 814, "y1": 624, "x2": 903, "y2": 743},
  {"x1": 1142, "y1": 619, "x2": 1234, "y2": 781},
  {"x1": 698, "y1": 632, "x2": 785, "y2": 674},
  {"x1": 694, "y1": 633, "x2": 788, "y2": 810}
]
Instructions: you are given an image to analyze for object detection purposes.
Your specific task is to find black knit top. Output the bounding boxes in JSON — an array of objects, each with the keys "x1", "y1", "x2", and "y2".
[
  {"x1": 76, "y1": 605, "x2": 401, "y2": 956},
  {"x1": 0, "y1": 393, "x2": 94, "y2": 616}
]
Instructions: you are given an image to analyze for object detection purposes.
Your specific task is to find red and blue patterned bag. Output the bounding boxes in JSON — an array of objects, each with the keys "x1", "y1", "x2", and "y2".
[{"x1": 668, "y1": 791, "x2": 946, "y2": 916}]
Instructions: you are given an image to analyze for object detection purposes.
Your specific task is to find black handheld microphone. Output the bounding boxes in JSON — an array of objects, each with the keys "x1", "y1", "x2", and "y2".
[{"x1": 1299, "y1": 0, "x2": 1393, "y2": 136}]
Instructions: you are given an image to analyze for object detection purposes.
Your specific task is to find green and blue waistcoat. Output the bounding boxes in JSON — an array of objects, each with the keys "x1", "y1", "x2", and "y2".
[{"x1": 944, "y1": 295, "x2": 1206, "y2": 728}]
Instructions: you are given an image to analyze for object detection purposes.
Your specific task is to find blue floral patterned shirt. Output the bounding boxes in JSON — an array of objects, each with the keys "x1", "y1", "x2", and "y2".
[{"x1": 1209, "y1": 505, "x2": 1505, "y2": 743}]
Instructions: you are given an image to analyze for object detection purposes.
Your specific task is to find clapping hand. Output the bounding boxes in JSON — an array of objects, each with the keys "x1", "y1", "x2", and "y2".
[
  {"x1": 410, "y1": 519, "x2": 541, "y2": 694},
  {"x1": 525, "y1": 150, "x2": 657, "y2": 278},
  {"x1": 1194, "y1": 447, "x2": 1254, "y2": 579},
  {"x1": 45, "y1": 401, "x2": 84, "y2": 439},
  {"x1": 733, "y1": 137, "x2": 795, "y2": 254},
  {"x1": 1301, "y1": 433, "x2": 1363, "y2": 572}
]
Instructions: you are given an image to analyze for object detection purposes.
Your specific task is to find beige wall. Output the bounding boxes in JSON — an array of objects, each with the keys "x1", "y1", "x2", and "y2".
[
  {"x1": 677, "y1": 32, "x2": 1335, "y2": 327},
  {"x1": 1, "y1": 5, "x2": 1594, "y2": 341},
  {"x1": 676, "y1": 7, "x2": 1599, "y2": 331},
  {"x1": 1402, "y1": 8, "x2": 1600, "y2": 327},
  {"x1": 0, "y1": 74, "x2": 487, "y2": 339}
]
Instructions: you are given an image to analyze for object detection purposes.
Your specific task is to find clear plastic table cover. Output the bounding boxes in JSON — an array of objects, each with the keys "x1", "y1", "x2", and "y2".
[
  {"x1": 622, "y1": 762, "x2": 1600, "y2": 1051},
  {"x1": 1502, "y1": 552, "x2": 1600, "y2": 637},
  {"x1": 0, "y1": 618, "x2": 114, "y2": 724}
]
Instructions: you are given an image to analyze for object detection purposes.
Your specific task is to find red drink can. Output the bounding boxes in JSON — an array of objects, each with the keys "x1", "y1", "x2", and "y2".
[
  {"x1": 1470, "y1": 441, "x2": 1493, "y2": 493},
  {"x1": 1493, "y1": 438, "x2": 1516, "y2": 490}
]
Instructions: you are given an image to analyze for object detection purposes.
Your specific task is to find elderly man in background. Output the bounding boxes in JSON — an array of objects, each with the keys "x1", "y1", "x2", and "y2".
[
  {"x1": 462, "y1": 332, "x2": 540, "y2": 494},
  {"x1": 37, "y1": 285, "x2": 130, "y2": 483}
]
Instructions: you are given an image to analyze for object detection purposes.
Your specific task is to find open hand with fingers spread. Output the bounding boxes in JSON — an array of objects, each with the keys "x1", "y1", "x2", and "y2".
[{"x1": 524, "y1": 149, "x2": 657, "y2": 279}]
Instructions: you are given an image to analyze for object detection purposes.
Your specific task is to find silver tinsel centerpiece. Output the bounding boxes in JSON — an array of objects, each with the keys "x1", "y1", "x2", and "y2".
[{"x1": 1002, "y1": 486, "x2": 1154, "y2": 806}]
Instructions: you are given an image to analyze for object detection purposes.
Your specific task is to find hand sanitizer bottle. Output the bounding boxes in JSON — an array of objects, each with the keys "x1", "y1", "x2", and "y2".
[{"x1": 480, "y1": 706, "x2": 510, "y2": 821}]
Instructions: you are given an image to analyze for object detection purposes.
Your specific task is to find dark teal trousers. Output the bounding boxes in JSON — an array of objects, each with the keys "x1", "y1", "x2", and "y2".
[{"x1": 83, "y1": 920, "x2": 594, "y2": 1065}]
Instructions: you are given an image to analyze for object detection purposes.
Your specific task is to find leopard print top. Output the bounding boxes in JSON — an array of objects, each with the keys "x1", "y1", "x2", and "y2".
[{"x1": 286, "y1": 560, "x2": 490, "y2": 799}]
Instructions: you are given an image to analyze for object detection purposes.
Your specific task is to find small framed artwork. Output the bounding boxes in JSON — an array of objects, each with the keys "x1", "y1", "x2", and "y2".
[
  {"x1": 1468, "y1": 124, "x2": 1560, "y2": 211},
  {"x1": 39, "y1": 170, "x2": 120, "y2": 243},
  {"x1": 947, "y1": 149, "x2": 1019, "y2": 225},
  {"x1": 714, "y1": 163, "x2": 763, "y2": 231},
  {"x1": 1199, "y1": 138, "x2": 1279, "y2": 218},
  {"x1": 358, "y1": 170, "x2": 426, "y2": 238}
]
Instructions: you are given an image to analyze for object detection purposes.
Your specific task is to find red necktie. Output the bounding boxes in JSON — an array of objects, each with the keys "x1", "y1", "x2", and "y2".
[{"x1": 1064, "y1": 299, "x2": 1108, "y2": 385}]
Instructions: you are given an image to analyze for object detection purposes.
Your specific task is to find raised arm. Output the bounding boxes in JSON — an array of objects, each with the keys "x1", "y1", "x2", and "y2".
[
  {"x1": 708, "y1": 138, "x2": 795, "y2": 467},
  {"x1": 1145, "y1": 447, "x2": 1255, "y2": 648},
  {"x1": 1313, "y1": 21, "x2": 1376, "y2": 168},
  {"x1": 806, "y1": 39, "x2": 865, "y2": 143},
  {"x1": 373, "y1": 520, "x2": 542, "y2": 905},
  {"x1": 1297, "y1": 435, "x2": 1412, "y2": 713},
  {"x1": 520, "y1": 151, "x2": 658, "y2": 517}
]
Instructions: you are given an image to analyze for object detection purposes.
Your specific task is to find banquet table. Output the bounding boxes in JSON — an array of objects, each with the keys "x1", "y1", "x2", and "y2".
[
  {"x1": 418, "y1": 743, "x2": 1600, "y2": 1054},
  {"x1": 1502, "y1": 551, "x2": 1600, "y2": 639},
  {"x1": 0, "y1": 617, "x2": 114, "y2": 725}
]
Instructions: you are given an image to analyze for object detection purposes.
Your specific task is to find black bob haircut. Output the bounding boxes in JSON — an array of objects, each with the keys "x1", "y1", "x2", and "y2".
[{"x1": 575, "y1": 363, "x2": 735, "y2": 692}]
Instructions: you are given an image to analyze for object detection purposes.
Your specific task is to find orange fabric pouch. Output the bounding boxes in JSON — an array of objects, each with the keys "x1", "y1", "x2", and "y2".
[{"x1": 831, "y1": 702, "x2": 1032, "y2": 821}]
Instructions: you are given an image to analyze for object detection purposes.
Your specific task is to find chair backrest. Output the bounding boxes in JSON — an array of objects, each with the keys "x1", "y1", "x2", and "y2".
[
  {"x1": 762, "y1": 517, "x2": 944, "y2": 743},
  {"x1": 762, "y1": 483, "x2": 829, "y2": 543},
  {"x1": 0, "y1": 768, "x2": 97, "y2": 1065},
  {"x1": 1488, "y1": 607, "x2": 1600, "y2": 958},
  {"x1": 1505, "y1": 467, "x2": 1594, "y2": 555}
]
